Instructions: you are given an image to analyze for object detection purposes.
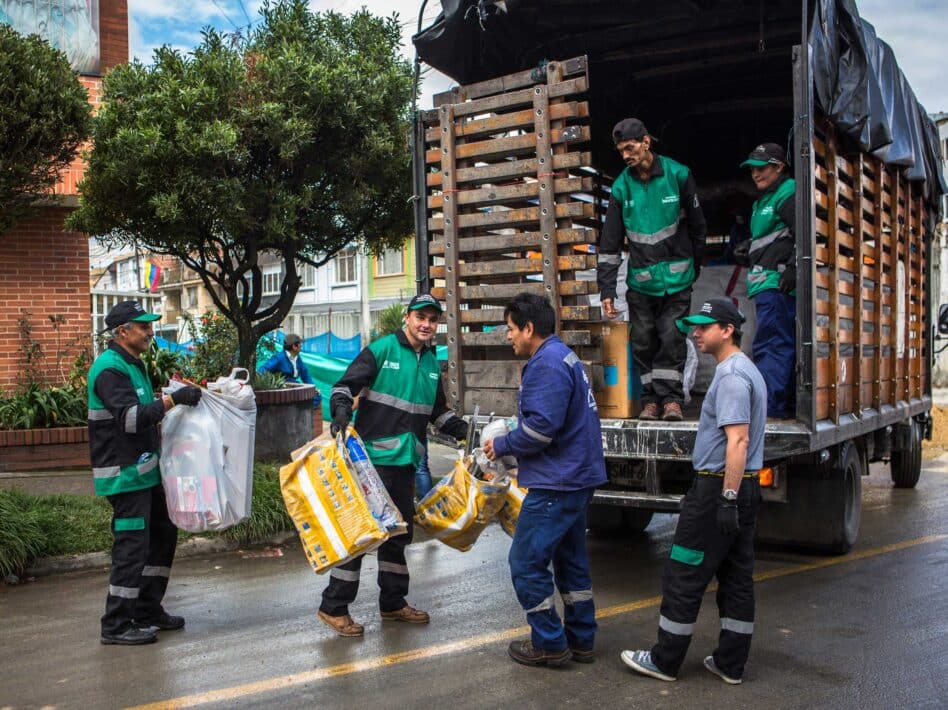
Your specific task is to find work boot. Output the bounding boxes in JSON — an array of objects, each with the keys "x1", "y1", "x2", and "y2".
[
  {"x1": 703, "y1": 655, "x2": 742, "y2": 685},
  {"x1": 135, "y1": 612, "x2": 185, "y2": 631},
  {"x1": 317, "y1": 610, "x2": 365, "y2": 637},
  {"x1": 101, "y1": 626, "x2": 158, "y2": 646},
  {"x1": 639, "y1": 402, "x2": 660, "y2": 421},
  {"x1": 620, "y1": 649, "x2": 676, "y2": 681},
  {"x1": 380, "y1": 605, "x2": 430, "y2": 624},
  {"x1": 570, "y1": 647, "x2": 595, "y2": 664},
  {"x1": 507, "y1": 639, "x2": 570, "y2": 667},
  {"x1": 662, "y1": 402, "x2": 683, "y2": 421}
]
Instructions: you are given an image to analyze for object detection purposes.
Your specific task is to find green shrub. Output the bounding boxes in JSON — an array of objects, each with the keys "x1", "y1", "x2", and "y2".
[
  {"x1": 375, "y1": 302, "x2": 406, "y2": 339},
  {"x1": 141, "y1": 339, "x2": 185, "y2": 391},
  {"x1": 181, "y1": 311, "x2": 240, "y2": 383},
  {"x1": 0, "y1": 488, "x2": 45, "y2": 577},
  {"x1": 251, "y1": 370, "x2": 286, "y2": 391},
  {"x1": 220, "y1": 464, "x2": 292, "y2": 546},
  {"x1": 0, "y1": 384, "x2": 86, "y2": 430}
]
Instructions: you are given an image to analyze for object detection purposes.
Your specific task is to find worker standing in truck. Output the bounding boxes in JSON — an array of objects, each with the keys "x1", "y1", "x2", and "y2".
[
  {"x1": 598, "y1": 118, "x2": 707, "y2": 421},
  {"x1": 734, "y1": 142, "x2": 797, "y2": 419},
  {"x1": 621, "y1": 298, "x2": 765, "y2": 685}
]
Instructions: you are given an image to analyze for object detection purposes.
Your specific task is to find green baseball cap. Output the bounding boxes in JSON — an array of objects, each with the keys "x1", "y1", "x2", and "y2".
[
  {"x1": 105, "y1": 300, "x2": 161, "y2": 329},
  {"x1": 408, "y1": 293, "x2": 444, "y2": 313},
  {"x1": 676, "y1": 298, "x2": 745, "y2": 333},
  {"x1": 741, "y1": 142, "x2": 786, "y2": 168}
]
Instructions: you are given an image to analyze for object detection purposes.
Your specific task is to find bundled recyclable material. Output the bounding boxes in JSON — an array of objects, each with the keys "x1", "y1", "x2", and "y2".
[
  {"x1": 160, "y1": 372, "x2": 256, "y2": 532},
  {"x1": 414, "y1": 454, "x2": 508, "y2": 551},
  {"x1": 472, "y1": 418, "x2": 518, "y2": 482},
  {"x1": 340, "y1": 429, "x2": 408, "y2": 536},
  {"x1": 496, "y1": 478, "x2": 528, "y2": 537}
]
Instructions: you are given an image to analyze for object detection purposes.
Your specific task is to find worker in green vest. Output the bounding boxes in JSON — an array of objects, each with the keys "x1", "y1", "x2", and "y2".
[
  {"x1": 735, "y1": 142, "x2": 797, "y2": 418},
  {"x1": 598, "y1": 118, "x2": 708, "y2": 421},
  {"x1": 318, "y1": 293, "x2": 469, "y2": 637},
  {"x1": 88, "y1": 301, "x2": 202, "y2": 645}
]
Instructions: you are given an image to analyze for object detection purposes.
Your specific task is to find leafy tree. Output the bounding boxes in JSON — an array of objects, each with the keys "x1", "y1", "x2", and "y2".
[
  {"x1": 374, "y1": 302, "x2": 406, "y2": 340},
  {"x1": 69, "y1": 0, "x2": 414, "y2": 368},
  {"x1": 0, "y1": 24, "x2": 92, "y2": 233}
]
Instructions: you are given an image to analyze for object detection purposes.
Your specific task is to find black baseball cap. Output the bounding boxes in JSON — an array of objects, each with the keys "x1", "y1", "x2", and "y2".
[
  {"x1": 284, "y1": 333, "x2": 302, "y2": 349},
  {"x1": 408, "y1": 293, "x2": 444, "y2": 313},
  {"x1": 612, "y1": 117, "x2": 655, "y2": 144},
  {"x1": 677, "y1": 298, "x2": 745, "y2": 333},
  {"x1": 741, "y1": 142, "x2": 786, "y2": 167},
  {"x1": 104, "y1": 300, "x2": 161, "y2": 330}
]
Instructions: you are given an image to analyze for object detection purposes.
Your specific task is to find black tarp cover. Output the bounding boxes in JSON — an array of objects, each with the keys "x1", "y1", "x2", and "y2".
[{"x1": 414, "y1": 0, "x2": 946, "y2": 204}]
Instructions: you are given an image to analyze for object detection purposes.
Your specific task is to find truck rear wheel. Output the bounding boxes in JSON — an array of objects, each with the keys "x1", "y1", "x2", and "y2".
[
  {"x1": 587, "y1": 505, "x2": 653, "y2": 534},
  {"x1": 890, "y1": 419, "x2": 922, "y2": 489},
  {"x1": 757, "y1": 441, "x2": 862, "y2": 554}
]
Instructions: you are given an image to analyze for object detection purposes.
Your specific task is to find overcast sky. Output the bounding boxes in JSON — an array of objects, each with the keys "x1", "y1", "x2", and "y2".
[{"x1": 128, "y1": 0, "x2": 948, "y2": 114}]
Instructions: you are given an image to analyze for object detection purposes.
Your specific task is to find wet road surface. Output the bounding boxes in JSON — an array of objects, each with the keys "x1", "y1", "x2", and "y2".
[{"x1": 1, "y1": 455, "x2": 947, "y2": 710}]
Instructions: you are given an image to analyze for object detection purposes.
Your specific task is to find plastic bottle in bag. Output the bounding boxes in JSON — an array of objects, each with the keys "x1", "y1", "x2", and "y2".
[{"x1": 342, "y1": 432, "x2": 407, "y2": 536}]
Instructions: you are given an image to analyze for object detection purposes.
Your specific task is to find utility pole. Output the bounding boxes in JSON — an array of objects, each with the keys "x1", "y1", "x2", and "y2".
[{"x1": 360, "y1": 249, "x2": 372, "y2": 347}]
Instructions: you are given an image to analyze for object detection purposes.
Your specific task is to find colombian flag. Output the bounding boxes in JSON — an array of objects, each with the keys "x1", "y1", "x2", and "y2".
[{"x1": 144, "y1": 261, "x2": 161, "y2": 292}]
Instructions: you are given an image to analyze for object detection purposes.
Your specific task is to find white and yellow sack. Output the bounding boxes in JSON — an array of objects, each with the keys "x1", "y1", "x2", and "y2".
[
  {"x1": 414, "y1": 455, "x2": 508, "y2": 551},
  {"x1": 496, "y1": 477, "x2": 528, "y2": 538},
  {"x1": 280, "y1": 436, "x2": 388, "y2": 574}
]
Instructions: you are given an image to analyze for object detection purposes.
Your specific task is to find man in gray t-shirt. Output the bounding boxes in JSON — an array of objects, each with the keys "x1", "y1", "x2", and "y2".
[{"x1": 621, "y1": 298, "x2": 767, "y2": 686}]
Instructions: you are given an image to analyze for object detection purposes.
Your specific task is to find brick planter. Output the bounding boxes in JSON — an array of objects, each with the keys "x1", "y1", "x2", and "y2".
[
  {"x1": 0, "y1": 426, "x2": 90, "y2": 472},
  {"x1": 254, "y1": 384, "x2": 318, "y2": 462}
]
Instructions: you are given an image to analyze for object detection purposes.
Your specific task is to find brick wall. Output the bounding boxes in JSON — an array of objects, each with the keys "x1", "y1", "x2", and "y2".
[
  {"x1": 99, "y1": 0, "x2": 129, "y2": 73},
  {"x1": 0, "y1": 208, "x2": 91, "y2": 391}
]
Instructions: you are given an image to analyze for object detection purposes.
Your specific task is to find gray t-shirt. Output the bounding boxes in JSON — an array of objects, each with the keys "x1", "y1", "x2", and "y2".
[{"x1": 692, "y1": 352, "x2": 767, "y2": 473}]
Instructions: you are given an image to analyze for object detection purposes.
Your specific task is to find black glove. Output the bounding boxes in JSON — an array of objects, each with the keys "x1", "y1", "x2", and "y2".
[
  {"x1": 717, "y1": 496, "x2": 740, "y2": 536},
  {"x1": 779, "y1": 265, "x2": 796, "y2": 294},
  {"x1": 445, "y1": 418, "x2": 471, "y2": 444},
  {"x1": 330, "y1": 405, "x2": 352, "y2": 438},
  {"x1": 693, "y1": 261, "x2": 702, "y2": 281},
  {"x1": 733, "y1": 241, "x2": 750, "y2": 267},
  {"x1": 171, "y1": 385, "x2": 202, "y2": 407}
]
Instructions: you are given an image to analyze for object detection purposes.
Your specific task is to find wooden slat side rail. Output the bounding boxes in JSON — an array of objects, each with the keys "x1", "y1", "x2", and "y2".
[
  {"x1": 424, "y1": 125, "x2": 591, "y2": 165},
  {"x1": 424, "y1": 100, "x2": 589, "y2": 143},
  {"x1": 462, "y1": 330, "x2": 592, "y2": 347},
  {"x1": 432, "y1": 55, "x2": 588, "y2": 107},
  {"x1": 429, "y1": 254, "x2": 597, "y2": 279},
  {"x1": 431, "y1": 280, "x2": 594, "y2": 302},
  {"x1": 439, "y1": 103, "x2": 464, "y2": 413},
  {"x1": 427, "y1": 228, "x2": 595, "y2": 256},
  {"x1": 852, "y1": 153, "x2": 864, "y2": 413},
  {"x1": 428, "y1": 202, "x2": 594, "y2": 232},
  {"x1": 826, "y1": 129, "x2": 841, "y2": 424},
  {"x1": 426, "y1": 151, "x2": 593, "y2": 188},
  {"x1": 427, "y1": 176, "x2": 594, "y2": 210},
  {"x1": 535, "y1": 67, "x2": 564, "y2": 333},
  {"x1": 872, "y1": 157, "x2": 885, "y2": 410}
]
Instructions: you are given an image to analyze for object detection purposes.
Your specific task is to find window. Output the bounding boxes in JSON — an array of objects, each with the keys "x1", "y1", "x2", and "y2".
[
  {"x1": 334, "y1": 248, "x2": 357, "y2": 284},
  {"x1": 299, "y1": 263, "x2": 316, "y2": 289},
  {"x1": 183, "y1": 286, "x2": 198, "y2": 309},
  {"x1": 116, "y1": 258, "x2": 136, "y2": 290},
  {"x1": 262, "y1": 270, "x2": 281, "y2": 296},
  {"x1": 375, "y1": 247, "x2": 405, "y2": 277}
]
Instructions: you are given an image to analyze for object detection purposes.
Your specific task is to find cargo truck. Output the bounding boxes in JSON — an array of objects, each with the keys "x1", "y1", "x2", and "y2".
[{"x1": 410, "y1": 0, "x2": 947, "y2": 552}]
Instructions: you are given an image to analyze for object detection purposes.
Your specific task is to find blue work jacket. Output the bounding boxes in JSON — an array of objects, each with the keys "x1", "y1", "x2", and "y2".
[{"x1": 260, "y1": 350, "x2": 314, "y2": 385}]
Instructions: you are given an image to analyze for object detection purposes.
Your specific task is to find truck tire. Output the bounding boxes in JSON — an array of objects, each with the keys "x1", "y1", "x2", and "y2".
[
  {"x1": 890, "y1": 419, "x2": 922, "y2": 489},
  {"x1": 587, "y1": 505, "x2": 653, "y2": 534},
  {"x1": 756, "y1": 441, "x2": 863, "y2": 554}
]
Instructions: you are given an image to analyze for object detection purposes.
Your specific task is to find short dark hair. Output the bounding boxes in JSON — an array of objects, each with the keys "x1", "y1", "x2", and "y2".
[
  {"x1": 503, "y1": 293, "x2": 556, "y2": 337},
  {"x1": 731, "y1": 328, "x2": 743, "y2": 347}
]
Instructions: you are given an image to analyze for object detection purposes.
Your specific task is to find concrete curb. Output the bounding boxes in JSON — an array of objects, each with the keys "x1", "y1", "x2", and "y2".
[{"x1": 22, "y1": 531, "x2": 299, "y2": 579}]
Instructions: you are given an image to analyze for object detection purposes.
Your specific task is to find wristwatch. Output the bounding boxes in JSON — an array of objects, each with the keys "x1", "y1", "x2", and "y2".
[{"x1": 722, "y1": 489, "x2": 738, "y2": 501}]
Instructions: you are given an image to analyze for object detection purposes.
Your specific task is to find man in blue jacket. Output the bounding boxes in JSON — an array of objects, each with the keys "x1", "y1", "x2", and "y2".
[
  {"x1": 483, "y1": 293, "x2": 608, "y2": 667},
  {"x1": 260, "y1": 334, "x2": 314, "y2": 385}
]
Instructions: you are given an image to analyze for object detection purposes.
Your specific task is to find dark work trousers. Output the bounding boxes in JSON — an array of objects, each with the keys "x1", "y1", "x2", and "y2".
[
  {"x1": 650, "y1": 474, "x2": 761, "y2": 680},
  {"x1": 508, "y1": 487, "x2": 598, "y2": 652},
  {"x1": 102, "y1": 484, "x2": 178, "y2": 635},
  {"x1": 753, "y1": 289, "x2": 796, "y2": 418},
  {"x1": 320, "y1": 465, "x2": 415, "y2": 616},
  {"x1": 626, "y1": 287, "x2": 692, "y2": 407}
]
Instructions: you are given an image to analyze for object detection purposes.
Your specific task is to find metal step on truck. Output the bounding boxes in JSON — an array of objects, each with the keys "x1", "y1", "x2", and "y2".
[{"x1": 410, "y1": 0, "x2": 946, "y2": 553}]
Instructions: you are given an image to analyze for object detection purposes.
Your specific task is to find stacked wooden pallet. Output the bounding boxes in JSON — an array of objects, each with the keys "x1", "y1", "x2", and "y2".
[{"x1": 419, "y1": 56, "x2": 605, "y2": 414}]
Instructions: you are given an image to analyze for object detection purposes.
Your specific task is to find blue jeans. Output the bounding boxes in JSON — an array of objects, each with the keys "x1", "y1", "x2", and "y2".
[
  {"x1": 415, "y1": 449, "x2": 433, "y2": 498},
  {"x1": 508, "y1": 487, "x2": 598, "y2": 651},
  {"x1": 753, "y1": 289, "x2": 796, "y2": 418}
]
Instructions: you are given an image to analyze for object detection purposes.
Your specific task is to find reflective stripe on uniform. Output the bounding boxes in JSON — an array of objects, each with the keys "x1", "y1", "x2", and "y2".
[
  {"x1": 378, "y1": 561, "x2": 409, "y2": 575},
  {"x1": 597, "y1": 253, "x2": 621, "y2": 265},
  {"x1": 721, "y1": 617, "x2": 754, "y2": 635},
  {"x1": 749, "y1": 227, "x2": 791, "y2": 254},
  {"x1": 138, "y1": 457, "x2": 159, "y2": 476},
  {"x1": 124, "y1": 405, "x2": 138, "y2": 434},
  {"x1": 364, "y1": 390, "x2": 433, "y2": 416},
  {"x1": 88, "y1": 408, "x2": 114, "y2": 421},
  {"x1": 141, "y1": 566, "x2": 171, "y2": 577},
  {"x1": 659, "y1": 614, "x2": 694, "y2": 636},
  {"x1": 94, "y1": 466, "x2": 121, "y2": 479},
  {"x1": 109, "y1": 585, "x2": 139, "y2": 599},
  {"x1": 525, "y1": 594, "x2": 555, "y2": 614},
  {"x1": 563, "y1": 352, "x2": 580, "y2": 367},
  {"x1": 626, "y1": 223, "x2": 678, "y2": 246},
  {"x1": 330, "y1": 568, "x2": 360, "y2": 582},
  {"x1": 522, "y1": 423, "x2": 552, "y2": 444},
  {"x1": 748, "y1": 270, "x2": 770, "y2": 284},
  {"x1": 651, "y1": 368, "x2": 682, "y2": 382},
  {"x1": 434, "y1": 410, "x2": 455, "y2": 429},
  {"x1": 561, "y1": 589, "x2": 593, "y2": 605},
  {"x1": 331, "y1": 386, "x2": 353, "y2": 401}
]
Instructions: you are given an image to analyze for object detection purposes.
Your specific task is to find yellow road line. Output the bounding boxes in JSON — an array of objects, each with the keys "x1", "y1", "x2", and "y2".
[{"x1": 129, "y1": 532, "x2": 947, "y2": 710}]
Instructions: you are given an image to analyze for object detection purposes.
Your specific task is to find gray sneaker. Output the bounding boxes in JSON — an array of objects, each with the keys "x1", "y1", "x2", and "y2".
[
  {"x1": 703, "y1": 655, "x2": 742, "y2": 685},
  {"x1": 620, "y1": 649, "x2": 676, "y2": 681}
]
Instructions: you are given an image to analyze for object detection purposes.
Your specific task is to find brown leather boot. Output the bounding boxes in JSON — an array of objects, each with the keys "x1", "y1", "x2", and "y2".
[
  {"x1": 507, "y1": 639, "x2": 570, "y2": 667},
  {"x1": 317, "y1": 610, "x2": 364, "y2": 637},
  {"x1": 662, "y1": 402, "x2": 683, "y2": 421},
  {"x1": 380, "y1": 605, "x2": 430, "y2": 624},
  {"x1": 639, "y1": 402, "x2": 660, "y2": 420}
]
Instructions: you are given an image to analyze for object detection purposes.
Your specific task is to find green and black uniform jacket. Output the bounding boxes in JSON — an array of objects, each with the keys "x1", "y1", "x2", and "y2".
[
  {"x1": 597, "y1": 153, "x2": 708, "y2": 299},
  {"x1": 747, "y1": 174, "x2": 796, "y2": 297},
  {"x1": 87, "y1": 342, "x2": 166, "y2": 497},
  {"x1": 330, "y1": 330, "x2": 468, "y2": 468}
]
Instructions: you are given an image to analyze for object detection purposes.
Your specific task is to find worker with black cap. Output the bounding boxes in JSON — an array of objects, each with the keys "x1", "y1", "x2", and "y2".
[
  {"x1": 259, "y1": 332, "x2": 315, "y2": 385},
  {"x1": 597, "y1": 117, "x2": 708, "y2": 422},
  {"x1": 318, "y1": 293, "x2": 470, "y2": 637},
  {"x1": 88, "y1": 301, "x2": 203, "y2": 645},
  {"x1": 735, "y1": 142, "x2": 797, "y2": 418},
  {"x1": 621, "y1": 298, "x2": 766, "y2": 685}
]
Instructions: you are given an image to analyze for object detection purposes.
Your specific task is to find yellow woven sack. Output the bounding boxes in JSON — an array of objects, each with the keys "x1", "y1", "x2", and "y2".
[
  {"x1": 414, "y1": 456, "x2": 508, "y2": 551},
  {"x1": 497, "y1": 477, "x2": 528, "y2": 537},
  {"x1": 280, "y1": 437, "x2": 388, "y2": 574}
]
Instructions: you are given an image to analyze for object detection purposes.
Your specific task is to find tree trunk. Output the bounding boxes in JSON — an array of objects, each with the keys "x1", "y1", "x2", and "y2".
[{"x1": 236, "y1": 320, "x2": 258, "y2": 372}]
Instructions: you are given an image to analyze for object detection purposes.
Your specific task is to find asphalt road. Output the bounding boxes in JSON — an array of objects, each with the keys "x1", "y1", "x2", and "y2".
[{"x1": 1, "y1": 452, "x2": 947, "y2": 710}]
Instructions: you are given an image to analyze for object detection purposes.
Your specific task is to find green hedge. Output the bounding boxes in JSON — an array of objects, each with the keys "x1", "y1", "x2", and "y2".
[{"x1": 0, "y1": 464, "x2": 292, "y2": 577}]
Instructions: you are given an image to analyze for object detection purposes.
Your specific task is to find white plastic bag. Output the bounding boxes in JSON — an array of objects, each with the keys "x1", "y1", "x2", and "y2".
[
  {"x1": 475, "y1": 419, "x2": 518, "y2": 482},
  {"x1": 161, "y1": 372, "x2": 257, "y2": 532}
]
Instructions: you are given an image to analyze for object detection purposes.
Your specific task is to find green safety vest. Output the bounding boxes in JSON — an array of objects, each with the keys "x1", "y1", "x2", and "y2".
[
  {"x1": 747, "y1": 177, "x2": 796, "y2": 298},
  {"x1": 87, "y1": 349, "x2": 160, "y2": 496},
  {"x1": 611, "y1": 155, "x2": 696, "y2": 296},
  {"x1": 355, "y1": 334, "x2": 441, "y2": 467}
]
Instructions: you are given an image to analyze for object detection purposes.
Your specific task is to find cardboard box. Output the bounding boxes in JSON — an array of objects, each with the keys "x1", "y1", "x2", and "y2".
[{"x1": 590, "y1": 323, "x2": 638, "y2": 419}]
